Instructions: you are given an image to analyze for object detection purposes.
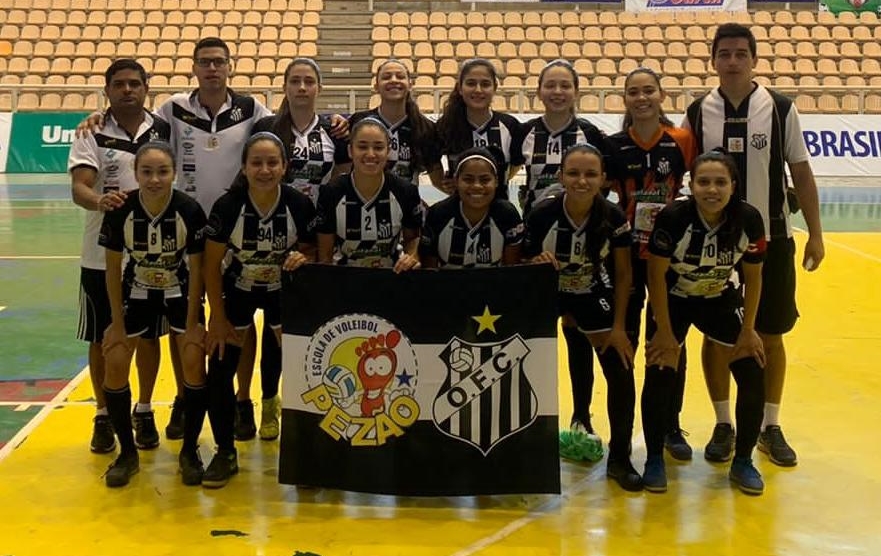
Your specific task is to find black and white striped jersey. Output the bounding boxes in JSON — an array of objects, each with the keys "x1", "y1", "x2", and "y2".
[
  {"x1": 648, "y1": 199, "x2": 767, "y2": 298},
  {"x1": 205, "y1": 185, "x2": 316, "y2": 292},
  {"x1": 683, "y1": 84, "x2": 810, "y2": 240},
  {"x1": 68, "y1": 111, "x2": 171, "y2": 270},
  {"x1": 156, "y1": 90, "x2": 272, "y2": 213},
  {"x1": 519, "y1": 116, "x2": 609, "y2": 213},
  {"x1": 420, "y1": 196, "x2": 524, "y2": 268},
  {"x1": 523, "y1": 195, "x2": 631, "y2": 294},
  {"x1": 439, "y1": 111, "x2": 526, "y2": 193},
  {"x1": 349, "y1": 108, "x2": 442, "y2": 184},
  {"x1": 98, "y1": 190, "x2": 205, "y2": 299},
  {"x1": 315, "y1": 172, "x2": 423, "y2": 268},
  {"x1": 251, "y1": 114, "x2": 350, "y2": 204}
]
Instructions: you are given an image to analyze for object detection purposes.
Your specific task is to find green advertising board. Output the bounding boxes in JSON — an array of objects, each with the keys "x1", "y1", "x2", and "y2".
[
  {"x1": 821, "y1": 0, "x2": 881, "y2": 13},
  {"x1": 5, "y1": 112, "x2": 90, "y2": 173}
]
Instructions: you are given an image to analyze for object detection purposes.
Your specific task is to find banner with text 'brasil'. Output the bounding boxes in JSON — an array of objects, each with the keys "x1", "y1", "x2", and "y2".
[{"x1": 280, "y1": 264, "x2": 560, "y2": 496}]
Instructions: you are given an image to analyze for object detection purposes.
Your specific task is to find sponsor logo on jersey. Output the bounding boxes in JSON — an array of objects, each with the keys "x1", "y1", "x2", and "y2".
[{"x1": 301, "y1": 314, "x2": 420, "y2": 447}]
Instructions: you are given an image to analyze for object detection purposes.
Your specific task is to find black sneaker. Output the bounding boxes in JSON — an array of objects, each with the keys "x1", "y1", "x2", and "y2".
[
  {"x1": 165, "y1": 396, "x2": 185, "y2": 440},
  {"x1": 104, "y1": 452, "x2": 139, "y2": 488},
  {"x1": 664, "y1": 428, "x2": 693, "y2": 461},
  {"x1": 132, "y1": 409, "x2": 160, "y2": 450},
  {"x1": 606, "y1": 457, "x2": 644, "y2": 492},
  {"x1": 704, "y1": 423, "x2": 736, "y2": 462},
  {"x1": 202, "y1": 449, "x2": 239, "y2": 489},
  {"x1": 179, "y1": 449, "x2": 205, "y2": 486},
  {"x1": 234, "y1": 400, "x2": 257, "y2": 441},
  {"x1": 758, "y1": 425, "x2": 798, "y2": 467},
  {"x1": 90, "y1": 415, "x2": 116, "y2": 454}
]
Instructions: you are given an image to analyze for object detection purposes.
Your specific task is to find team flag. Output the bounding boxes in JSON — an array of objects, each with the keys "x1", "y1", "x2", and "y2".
[{"x1": 280, "y1": 264, "x2": 560, "y2": 495}]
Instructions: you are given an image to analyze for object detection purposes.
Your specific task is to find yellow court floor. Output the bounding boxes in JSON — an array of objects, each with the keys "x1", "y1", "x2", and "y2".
[{"x1": 0, "y1": 232, "x2": 879, "y2": 556}]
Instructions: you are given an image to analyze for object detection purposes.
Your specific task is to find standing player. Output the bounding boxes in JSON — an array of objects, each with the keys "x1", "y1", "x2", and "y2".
[
  {"x1": 202, "y1": 132, "x2": 317, "y2": 488},
  {"x1": 523, "y1": 144, "x2": 641, "y2": 492},
  {"x1": 519, "y1": 59, "x2": 611, "y2": 447},
  {"x1": 683, "y1": 24, "x2": 825, "y2": 466},
  {"x1": 606, "y1": 67, "x2": 697, "y2": 461},
  {"x1": 435, "y1": 58, "x2": 526, "y2": 200},
  {"x1": 644, "y1": 150, "x2": 767, "y2": 494},
  {"x1": 420, "y1": 146, "x2": 523, "y2": 268},
  {"x1": 70, "y1": 59, "x2": 171, "y2": 455},
  {"x1": 98, "y1": 142, "x2": 207, "y2": 487},
  {"x1": 315, "y1": 118, "x2": 423, "y2": 272},
  {"x1": 349, "y1": 59, "x2": 445, "y2": 191}
]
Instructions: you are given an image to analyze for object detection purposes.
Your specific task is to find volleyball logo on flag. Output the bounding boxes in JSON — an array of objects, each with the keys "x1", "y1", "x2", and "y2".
[{"x1": 432, "y1": 336, "x2": 537, "y2": 455}]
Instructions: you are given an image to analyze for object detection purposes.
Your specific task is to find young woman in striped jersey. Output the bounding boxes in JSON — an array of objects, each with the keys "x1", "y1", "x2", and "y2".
[
  {"x1": 98, "y1": 142, "x2": 207, "y2": 487},
  {"x1": 315, "y1": 117, "x2": 423, "y2": 272},
  {"x1": 201, "y1": 132, "x2": 317, "y2": 488},
  {"x1": 519, "y1": 60, "x2": 612, "y2": 447},
  {"x1": 606, "y1": 68, "x2": 698, "y2": 462},
  {"x1": 420, "y1": 146, "x2": 523, "y2": 268},
  {"x1": 349, "y1": 59, "x2": 445, "y2": 191},
  {"x1": 644, "y1": 150, "x2": 767, "y2": 495},
  {"x1": 435, "y1": 58, "x2": 526, "y2": 200},
  {"x1": 523, "y1": 144, "x2": 642, "y2": 492}
]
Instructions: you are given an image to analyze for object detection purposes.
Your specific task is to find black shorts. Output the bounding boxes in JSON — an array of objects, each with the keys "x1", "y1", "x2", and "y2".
[
  {"x1": 124, "y1": 290, "x2": 202, "y2": 338},
  {"x1": 224, "y1": 286, "x2": 281, "y2": 330},
  {"x1": 77, "y1": 268, "x2": 111, "y2": 343},
  {"x1": 646, "y1": 287, "x2": 745, "y2": 347},
  {"x1": 755, "y1": 237, "x2": 799, "y2": 335},
  {"x1": 559, "y1": 289, "x2": 615, "y2": 334}
]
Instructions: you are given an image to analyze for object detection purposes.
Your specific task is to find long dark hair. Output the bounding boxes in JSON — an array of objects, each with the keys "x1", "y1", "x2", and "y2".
[
  {"x1": 560, "y1": 143, "x2": 613, "y2": 270},
  {"x1": 621, "y1": 67, "x2": 675, "y2": 131},
  {"x1": 271, "y1": 58, "x2": 322, "y2": 152},
  {"x1": 374, "y1": 59, "x2": 437, "y2": 174},
  {"x1": 690, "y1": 148, "x2": 744, "y2": 238},
  {"x1": 453, "y1": 145, "x2": 507, "y2": 202},
  {"x1": 436, "y1": 58, "x2": 499, "y2": 155}
]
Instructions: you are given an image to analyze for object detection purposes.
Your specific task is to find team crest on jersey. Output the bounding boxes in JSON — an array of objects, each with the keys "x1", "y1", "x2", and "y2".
[
  {"x1": 657, "y1": 157, "x2": 671, "y2": 176},
  {"x1": 229, "y1": 106, "x2": 244, "y2": 122},
  {"x1": 432, "y1": 336, "x2": 536, "y2": 455},
  {"x1": 301, "y1": 314, "x2": 420, "y2": 447},
  {"x1": 751, "y1": 133, "x2": 768, "y2": 150}
]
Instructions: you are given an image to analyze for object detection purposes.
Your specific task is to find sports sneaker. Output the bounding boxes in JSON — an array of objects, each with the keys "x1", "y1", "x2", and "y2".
[
  {"x1": 104, "y1": 451, "x2": 139, "y2": 488},
  {"x1": 234, "y1": 400, "x2": 257, "y2": 441},
  {"x1": 606, "y1": 457, "x2": 644, "y2": 492},
  {"x1": 133, "y1": 409, "x2": 160, "y2": 450},
  {"x1": 758, "y1": 425, "x2": 798, "y2": 467},
  {"x1": 704, "y1": 423, "x2": 736, "y2": 462},
  {"x1": 643, "y1": 455, "x2": 668, "y2": 493},
  {"x1": 179, "y1": 449, "x2": 205, "y2": 486},
  {"x1": 729, "y1": 456, "x2": 764, "y2": 495},
  {"x1": 90, "y1": 414, "x2": 116, "y2": 454},
  {"x1": 664, "y1": 428, "x2": 693, "y2": 461},
  {"x1": 165, "y1": 396, "x2": 185, "y2": 440},
  {"x1": 259, "y1": 395, "x2": 281, "y2": 441},
  {"x1": 202, "y1": 449, "x2": 239, "y2": 489}
]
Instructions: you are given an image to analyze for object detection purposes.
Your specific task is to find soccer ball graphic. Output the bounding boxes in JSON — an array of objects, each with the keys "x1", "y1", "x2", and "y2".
[
  {"x1": 449, "y1": 346, "x2": 475, "y2": 374},
  {"x1": 322, "y1": 365, "x2": 358, "y2": 399}
]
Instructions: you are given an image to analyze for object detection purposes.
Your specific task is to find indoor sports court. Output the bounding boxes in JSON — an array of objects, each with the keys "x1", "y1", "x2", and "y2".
[{"x1": 0, "y1": 174, "x2": 879, "y2": 555}]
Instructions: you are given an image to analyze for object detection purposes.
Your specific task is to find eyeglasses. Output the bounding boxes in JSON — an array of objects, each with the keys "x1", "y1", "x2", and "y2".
[{"x1": 194, "y1": 57, "x2": 229, "y2": 68}]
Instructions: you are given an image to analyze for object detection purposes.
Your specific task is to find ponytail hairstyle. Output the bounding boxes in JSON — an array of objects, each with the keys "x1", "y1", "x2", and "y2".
[
  {"x1": 560, "y1": 143, "x2": 613, "y2": 271},
  {"x1": 621, "y1": 67, "x2": 675, "y2": 131},
  {"x1": 538, "y1": 59, "x2": 579, "y2": 116},
  {"x1": 690, "y1": 147, "x2": 744, "y2": 238},
  {"x1": 437, "y1": 58, "x2": 499, "y2": 156},
  {"x1": 453, "y1": 145, "x2": 507, "y2": 201},
  {"x1": 375, "y1": 59, "x2": 436, "y2": 174},
  {"x1": 271, "y1": 58, "x2": 323, "y2": 153}
]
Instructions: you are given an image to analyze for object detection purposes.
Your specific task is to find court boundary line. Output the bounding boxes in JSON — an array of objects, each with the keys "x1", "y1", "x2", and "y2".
[
  {"x1": 0, "y1": 366, "x2": 89, "y2": 464},
  {"x1": 793, "y1": 226, "x2": 881, "y2": 264},
  {"x1": 0, "y1": 255, "x2": 79, "y2": 260}
]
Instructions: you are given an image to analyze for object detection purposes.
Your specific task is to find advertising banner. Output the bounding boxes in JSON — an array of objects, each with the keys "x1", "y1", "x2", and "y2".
[
  {"x1": 5, "y1": 112, "x2": 89, "y2": 173},
  {"x1": 820, "y1": 0, "x2": 881, "y2": 13},
  {"x1": 0, "y1": 113, "x2": 12, "y2": 172},
  {"x1": 625, "y1": 0, "x2": 747, "y2": 12},
  {"x1": 279, "y1": 264, "x2": 560, "y2": 496}
]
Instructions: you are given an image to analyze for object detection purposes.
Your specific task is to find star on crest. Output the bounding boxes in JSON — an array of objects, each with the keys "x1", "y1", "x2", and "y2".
[{"x1": 471, "y1": 305, "x2": 501, "y2": 335}]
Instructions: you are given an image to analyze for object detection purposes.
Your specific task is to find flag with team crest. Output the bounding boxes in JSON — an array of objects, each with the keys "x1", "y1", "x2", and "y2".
[{"x1": 280, "y1": 264, "x2": 560, "y2": 496}]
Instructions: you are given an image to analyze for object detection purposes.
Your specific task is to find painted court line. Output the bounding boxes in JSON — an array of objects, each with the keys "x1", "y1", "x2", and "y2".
[
  {"x1": 0, "y1": 366, "x2": 90, "y2": 464},
  {"x1": 0, "y1": 255, "x2": 79, "y2": 260},
  {"x1": 793, "y1": 227, "x2": 881, "y2": 264}
]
